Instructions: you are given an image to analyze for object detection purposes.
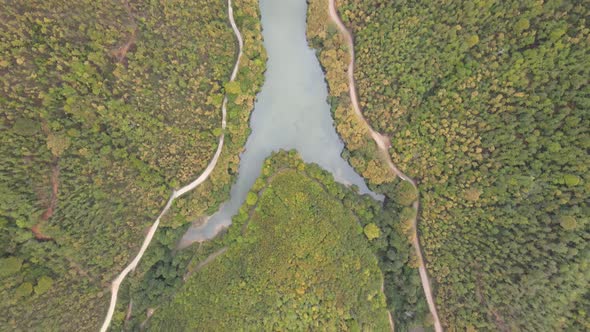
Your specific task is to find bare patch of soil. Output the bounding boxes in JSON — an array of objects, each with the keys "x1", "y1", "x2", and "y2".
[{"x1": 110, "y1": 29, "x2": 137, "y2": 64}]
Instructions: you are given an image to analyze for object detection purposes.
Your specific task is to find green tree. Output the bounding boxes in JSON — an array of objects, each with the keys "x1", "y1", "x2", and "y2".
[
  {"x1": 13, "y1": 118, "x2": 39, "y2": 136},
  {"x1": 246, "y1": 192, "x2": 258, "y2": 206},
  {"x1": 559, "y1": 216, "x2": 577, "y2": 231},
  {"x1": 225, "y1": 81, "x2": 242, "y2": 95},
  {"x1": 563, "y1": 174, "x2": 581, "y2": 187},
  {"x1": 46, "y1": 133, "x2": 71, "y2": 157},
  {"x1": 395, "y1": 181, "x2": 418, "y2": 206},
  {"x1": 16, "y1": 283, "x2": 33, "y2": 298},
  {"x1": 514, "y1": 18, "x2": 530, "y2": 33},
  {"x1": 35, "y1": 276, "x2": 54, "y2": 295},
  {"x1": 0, "y1": 256, "x2": 23, "y2": 277},
  {"x1": 466, "y1": 34, "x2": 479, "y2": 48},
  {"x1": 363, "y1": 223, "x2": 381, "y2": 240}
]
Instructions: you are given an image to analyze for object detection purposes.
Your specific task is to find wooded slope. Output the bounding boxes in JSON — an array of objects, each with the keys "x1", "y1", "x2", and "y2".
[
  {"x1": 0, "y1": 0, "x2": 264, "y2": 329},
  {"x1": 339, "y1": 0, "x2": 588, "y2": 330}
]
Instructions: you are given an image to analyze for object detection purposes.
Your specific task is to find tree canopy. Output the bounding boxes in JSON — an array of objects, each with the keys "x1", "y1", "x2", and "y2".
[
  {"x1": 149, "y1": 151, "x2": 391, "y2": 331},
  {"x1": 0, "y1": 0, "x2": 265, "y2": 329},
  {"x1": 334, "y1": 0, "x2": 589, "y2": 330}
]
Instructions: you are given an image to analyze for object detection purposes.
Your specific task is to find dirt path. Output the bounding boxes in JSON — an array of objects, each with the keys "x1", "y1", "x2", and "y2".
[
  {"x1": 381, "y1": 278, "x2": 395, "y2": 332},
  {"x1": 99, "y1": 1, "x2": 243, "y2": 330},
  {"x1": 172, "y1": 0, "x2": 242, "y2": 198},
  {"x1": 183, "y1": 247, "x2": 228, "y2": 281},
  {"x1": 327, "y1": 1, "x2": 442, "y2": 331},
  {"x1": 31, "y1": 161, "x2": 59, "y2": 240}
]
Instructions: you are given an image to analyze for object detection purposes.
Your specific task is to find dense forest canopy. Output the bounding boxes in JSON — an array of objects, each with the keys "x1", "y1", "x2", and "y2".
[
  {"x1": 307, "y1": 1, "x2": 432, "y2": 329},
  {"x1": 338, "y1": 0, "x2": 589, "y2": 330},
  {"x1": 110, "y1": 0, "x2": 266, "y2": 328},
  {"x1": 2, "y1": 0, "x2": 587, "y2": 330},
  {"x1": 0, "y1": 0, "x2": 264, "y2": 329},
  {"x1": 149, "y1": 151, "x2": 391, "y2": 331}
]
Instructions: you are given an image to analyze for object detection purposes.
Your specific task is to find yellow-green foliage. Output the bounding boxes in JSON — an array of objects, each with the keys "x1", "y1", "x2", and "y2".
[
  {"x1": 0, "y1": 0, "x2": 264, "y2": 330},
  {"x1": 150, "y1": 152, "x2": 390, "y2": 331},
  {"x1": 363, "y1": 223, "x2": 381, "y2": 241},
  {"x1": 306, "y1": 0, "x2": 393, "y2": 186}
]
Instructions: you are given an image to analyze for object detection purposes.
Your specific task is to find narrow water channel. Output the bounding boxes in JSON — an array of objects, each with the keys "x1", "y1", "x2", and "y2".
[{"x1": 180, "y1": 0, "x2": 381, "y2": 246}]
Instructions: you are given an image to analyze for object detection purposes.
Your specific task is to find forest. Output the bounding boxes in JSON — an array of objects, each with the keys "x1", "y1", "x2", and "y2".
[
  {"x1": 109, "y1": 0, "x2": 266, "y2": 328},
  {"x1": 3, "y1": 0, "x2": 587, "y2": 330},
  {"x1": 148, "y1": 150, "x2": 392, "y2": 331},
  {"x1": 0, "y1": 0, "x2": 264, "y2": 330},
  {"x1": 307, "y1": 0, "x2": 431, "y2": 330},
  {"x1": 334, "y1": 0, "x2": 588, "y2": 330}
]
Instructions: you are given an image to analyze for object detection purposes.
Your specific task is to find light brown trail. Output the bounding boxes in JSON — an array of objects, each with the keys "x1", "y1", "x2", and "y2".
[
  {"x1": 99, "y1": 1, "x2": 243, "y2": 330},
  {"x1": 327, "y1": 1, "x2": 443, "y2": 331}
]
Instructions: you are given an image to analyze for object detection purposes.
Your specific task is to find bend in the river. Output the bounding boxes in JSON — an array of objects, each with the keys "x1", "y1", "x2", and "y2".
[
  {"x1": 180, "y1": 0, "x2": 381, "y2": 247},
  {"x1": 98, "y1": 1, "x2": 243, "y2": 330},
  {"x1": 327, "y1": 0, "x2": 443, "y2": 331}
]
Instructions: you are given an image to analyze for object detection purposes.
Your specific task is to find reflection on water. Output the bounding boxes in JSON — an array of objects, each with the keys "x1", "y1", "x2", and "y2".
[{"x1": 180, "y1": 0, "x2": 381, "y2": 247}]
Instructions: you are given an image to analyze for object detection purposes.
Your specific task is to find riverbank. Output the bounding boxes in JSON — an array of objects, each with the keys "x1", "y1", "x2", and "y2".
[
  {"x1": 179, "y1": 0, "x2": 381, "y2": 247},
  {"x1": 99, "y1": 1, "x2": 244, "y2": 330},
  {"x1": 308, "y1": 0, "x2": 443, "y2": 331},
  {"x1": 0, "y1": 0, "x2": 254, "y2": 330}
]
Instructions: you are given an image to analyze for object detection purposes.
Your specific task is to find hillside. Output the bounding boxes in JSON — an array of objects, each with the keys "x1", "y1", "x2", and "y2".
[
  {"x1": 149, "y1": 151, "x2": 392, "y2": 331},
  {"x1": 336, "y1": 0, "x2": 589, "y2": 330},
  {"x1": 0, "y1": 0, "x2": 264, "y2": 329}
]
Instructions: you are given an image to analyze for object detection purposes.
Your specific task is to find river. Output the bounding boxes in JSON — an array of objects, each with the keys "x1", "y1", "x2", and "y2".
[{"x1": 180, "y1": 0, "x2": 380, "y2": 246}]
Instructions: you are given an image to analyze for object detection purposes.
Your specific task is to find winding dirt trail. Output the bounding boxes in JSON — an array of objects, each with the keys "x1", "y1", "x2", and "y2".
[
  {"x1": 99, "y1": 1, "x2": 243, "y2": 330},
  {"x1": 381, "y1": 278, "x2": 395, "y2": 331},
  {"x1": 327, "y1": 1, "x2": 442, "y2": 331},
  {"x1": 183, "y1": 247, "x2": 228, "y2": 281}
]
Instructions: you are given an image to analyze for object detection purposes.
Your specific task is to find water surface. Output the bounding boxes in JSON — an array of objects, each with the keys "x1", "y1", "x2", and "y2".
[{"x1": 180, "y1": 0, "x2": 380, "y2": 246}]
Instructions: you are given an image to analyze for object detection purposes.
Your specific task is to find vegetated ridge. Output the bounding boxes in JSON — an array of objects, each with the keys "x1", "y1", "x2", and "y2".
[
  {"x1": 308, "y1": 0, "x2": 437, "y2": 330},
  {"x1": 0, "y1": 0, "x2": 264, "y2": 329},
  {"x1": 109, "y1": 0, "x2": 266, "y2": 328},
  {"x1": 149, "y1": 151, "x2": 392, "y2": 331},
  {"x1": 99, "y1": 0, "x2": 243, "y2": 330}
]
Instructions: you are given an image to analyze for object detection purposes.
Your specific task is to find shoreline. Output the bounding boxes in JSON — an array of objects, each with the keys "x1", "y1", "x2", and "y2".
[{"x1": 98, "y1": 1, "x2": 244, "y2": 330}]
